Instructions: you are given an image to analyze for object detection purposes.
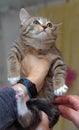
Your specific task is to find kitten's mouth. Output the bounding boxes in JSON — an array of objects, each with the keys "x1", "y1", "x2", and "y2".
[
  {"x1": 42, "y1": 29, "x2": 46, "y2": 32},
  {"x1": 40, "y1": 30, "x2": 47, "y2": 34}
]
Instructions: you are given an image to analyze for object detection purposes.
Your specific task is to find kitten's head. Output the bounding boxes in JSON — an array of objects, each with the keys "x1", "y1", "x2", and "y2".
[{"x1": 19, "y1": 8, "x2": 61, "y2": 41}]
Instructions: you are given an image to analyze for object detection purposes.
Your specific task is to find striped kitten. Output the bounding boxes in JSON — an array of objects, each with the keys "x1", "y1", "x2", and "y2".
[{"x1": 7, "y1": 8, "x2": 68, "y2": 129}]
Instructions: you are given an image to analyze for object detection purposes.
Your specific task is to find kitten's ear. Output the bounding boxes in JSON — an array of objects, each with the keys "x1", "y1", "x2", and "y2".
[
  {"x1": 19, "y1": 8, "x2": 30, "y2": 25},
  {"x1": 54, "y1": 23, "x2": 62, "y2": 29}
]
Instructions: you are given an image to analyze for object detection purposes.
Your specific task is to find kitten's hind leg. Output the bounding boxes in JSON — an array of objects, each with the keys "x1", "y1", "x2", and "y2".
[{"x1": 15, "y1": 87, "x2": 32, "y2": 128}]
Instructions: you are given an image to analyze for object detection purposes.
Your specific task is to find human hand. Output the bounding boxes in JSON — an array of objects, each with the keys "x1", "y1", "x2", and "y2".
[
  {"x1": 35, "y1": 112, "x2": 51, "y2": 130},
  {"x1": 21, "y1": 54, "x2": 51, "y2": 91},
  {"x1": 55, "y1": 95, "x2": 79, "y2": 129}
]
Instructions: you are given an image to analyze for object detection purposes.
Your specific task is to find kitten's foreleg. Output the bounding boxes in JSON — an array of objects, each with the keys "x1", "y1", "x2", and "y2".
[
  {"x1": 8, "y1": 77, "x2": 20, "y2": 85},
  {"x1": 54, "y1": 84, "x2": 68, "y2": 96},
  {"x1": 8, "y1": 50, "x2": 21, "y2": 84},
  {"x1": 51, "y1": 57, "x2": 68, "y2": 96}
]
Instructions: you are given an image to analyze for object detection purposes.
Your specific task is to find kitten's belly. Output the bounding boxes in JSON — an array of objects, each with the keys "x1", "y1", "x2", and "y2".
[
  {"x1": 24, "y1": 53, "x2": 52, "y2": 71},
  {"x1": 21, "y1": 53, "x2": 51, "y2": 78},
  {"x1": 24, "y1": 53, "x2": 53, "y2": 64}
]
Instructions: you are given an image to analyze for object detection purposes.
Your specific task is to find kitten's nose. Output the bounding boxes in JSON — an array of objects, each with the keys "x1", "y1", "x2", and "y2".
[{"x1": 42, "y1": 26, "x2": 47, "y2": 30}]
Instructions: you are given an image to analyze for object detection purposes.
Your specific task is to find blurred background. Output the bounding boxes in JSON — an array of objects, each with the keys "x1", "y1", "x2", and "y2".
[{"x1": 0, "y1": 0, "x2": 79, "y2": 129}]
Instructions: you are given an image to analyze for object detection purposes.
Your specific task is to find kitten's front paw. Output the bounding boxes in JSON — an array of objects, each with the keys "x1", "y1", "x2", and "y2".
[
  {"x1": 8, "y1": 76, "x2": 20, "y2": 85},
  {"x1": 54, "y1": 84, "x2": 68, "y2": 96}
]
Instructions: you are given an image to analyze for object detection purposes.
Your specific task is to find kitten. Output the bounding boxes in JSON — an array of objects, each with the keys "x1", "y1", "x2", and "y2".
[{"x1": 7, "y1": 8, "x2": 68, "y2": 129}]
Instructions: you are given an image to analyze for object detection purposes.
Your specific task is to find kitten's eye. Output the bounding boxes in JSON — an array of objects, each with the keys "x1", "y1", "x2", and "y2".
[
  {"x1": 47, "y1": 23, "x2": 53, "y2": 28},
  {"x1": 33, "y1": 20, "x2": 40, "y2": 25}
]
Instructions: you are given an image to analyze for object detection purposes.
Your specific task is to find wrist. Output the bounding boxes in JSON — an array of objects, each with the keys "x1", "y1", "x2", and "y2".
[{"x1": 17, "y1": 78, "x2": 37, "y2": 98}]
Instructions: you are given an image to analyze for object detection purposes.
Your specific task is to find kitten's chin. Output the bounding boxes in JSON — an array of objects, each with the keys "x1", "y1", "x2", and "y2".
[{"x1": 33, "y1": 32, "x2": 49, "y2": 40}]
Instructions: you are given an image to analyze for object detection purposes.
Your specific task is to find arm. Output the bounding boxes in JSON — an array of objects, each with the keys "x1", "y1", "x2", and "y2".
[
  {"x1": 13, "y1": 54, "x2": 51, "y2": 130},
  {"x1": 55, "y1": 95, "x2": 79, "y2": 129}
]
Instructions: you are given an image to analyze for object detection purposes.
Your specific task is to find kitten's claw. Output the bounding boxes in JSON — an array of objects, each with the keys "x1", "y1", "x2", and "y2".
[
  {"x1": 54, "y1": 84, "x2": 68, "y2": 96},
  {"x1": 8, "y1": 76, "x2": 20, "y2": 85}
]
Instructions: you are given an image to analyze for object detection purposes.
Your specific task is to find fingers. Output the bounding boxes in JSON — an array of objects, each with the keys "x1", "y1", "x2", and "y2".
[
  {"x1": 55, "y1": 95, "x2": 79, "y2": 128},
  {"x1": 59, "y1": 105, "x2": 79, "y2": 129},
  {"x1": 55, "y1": 95, "x2": 79, "y2": 110}
]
